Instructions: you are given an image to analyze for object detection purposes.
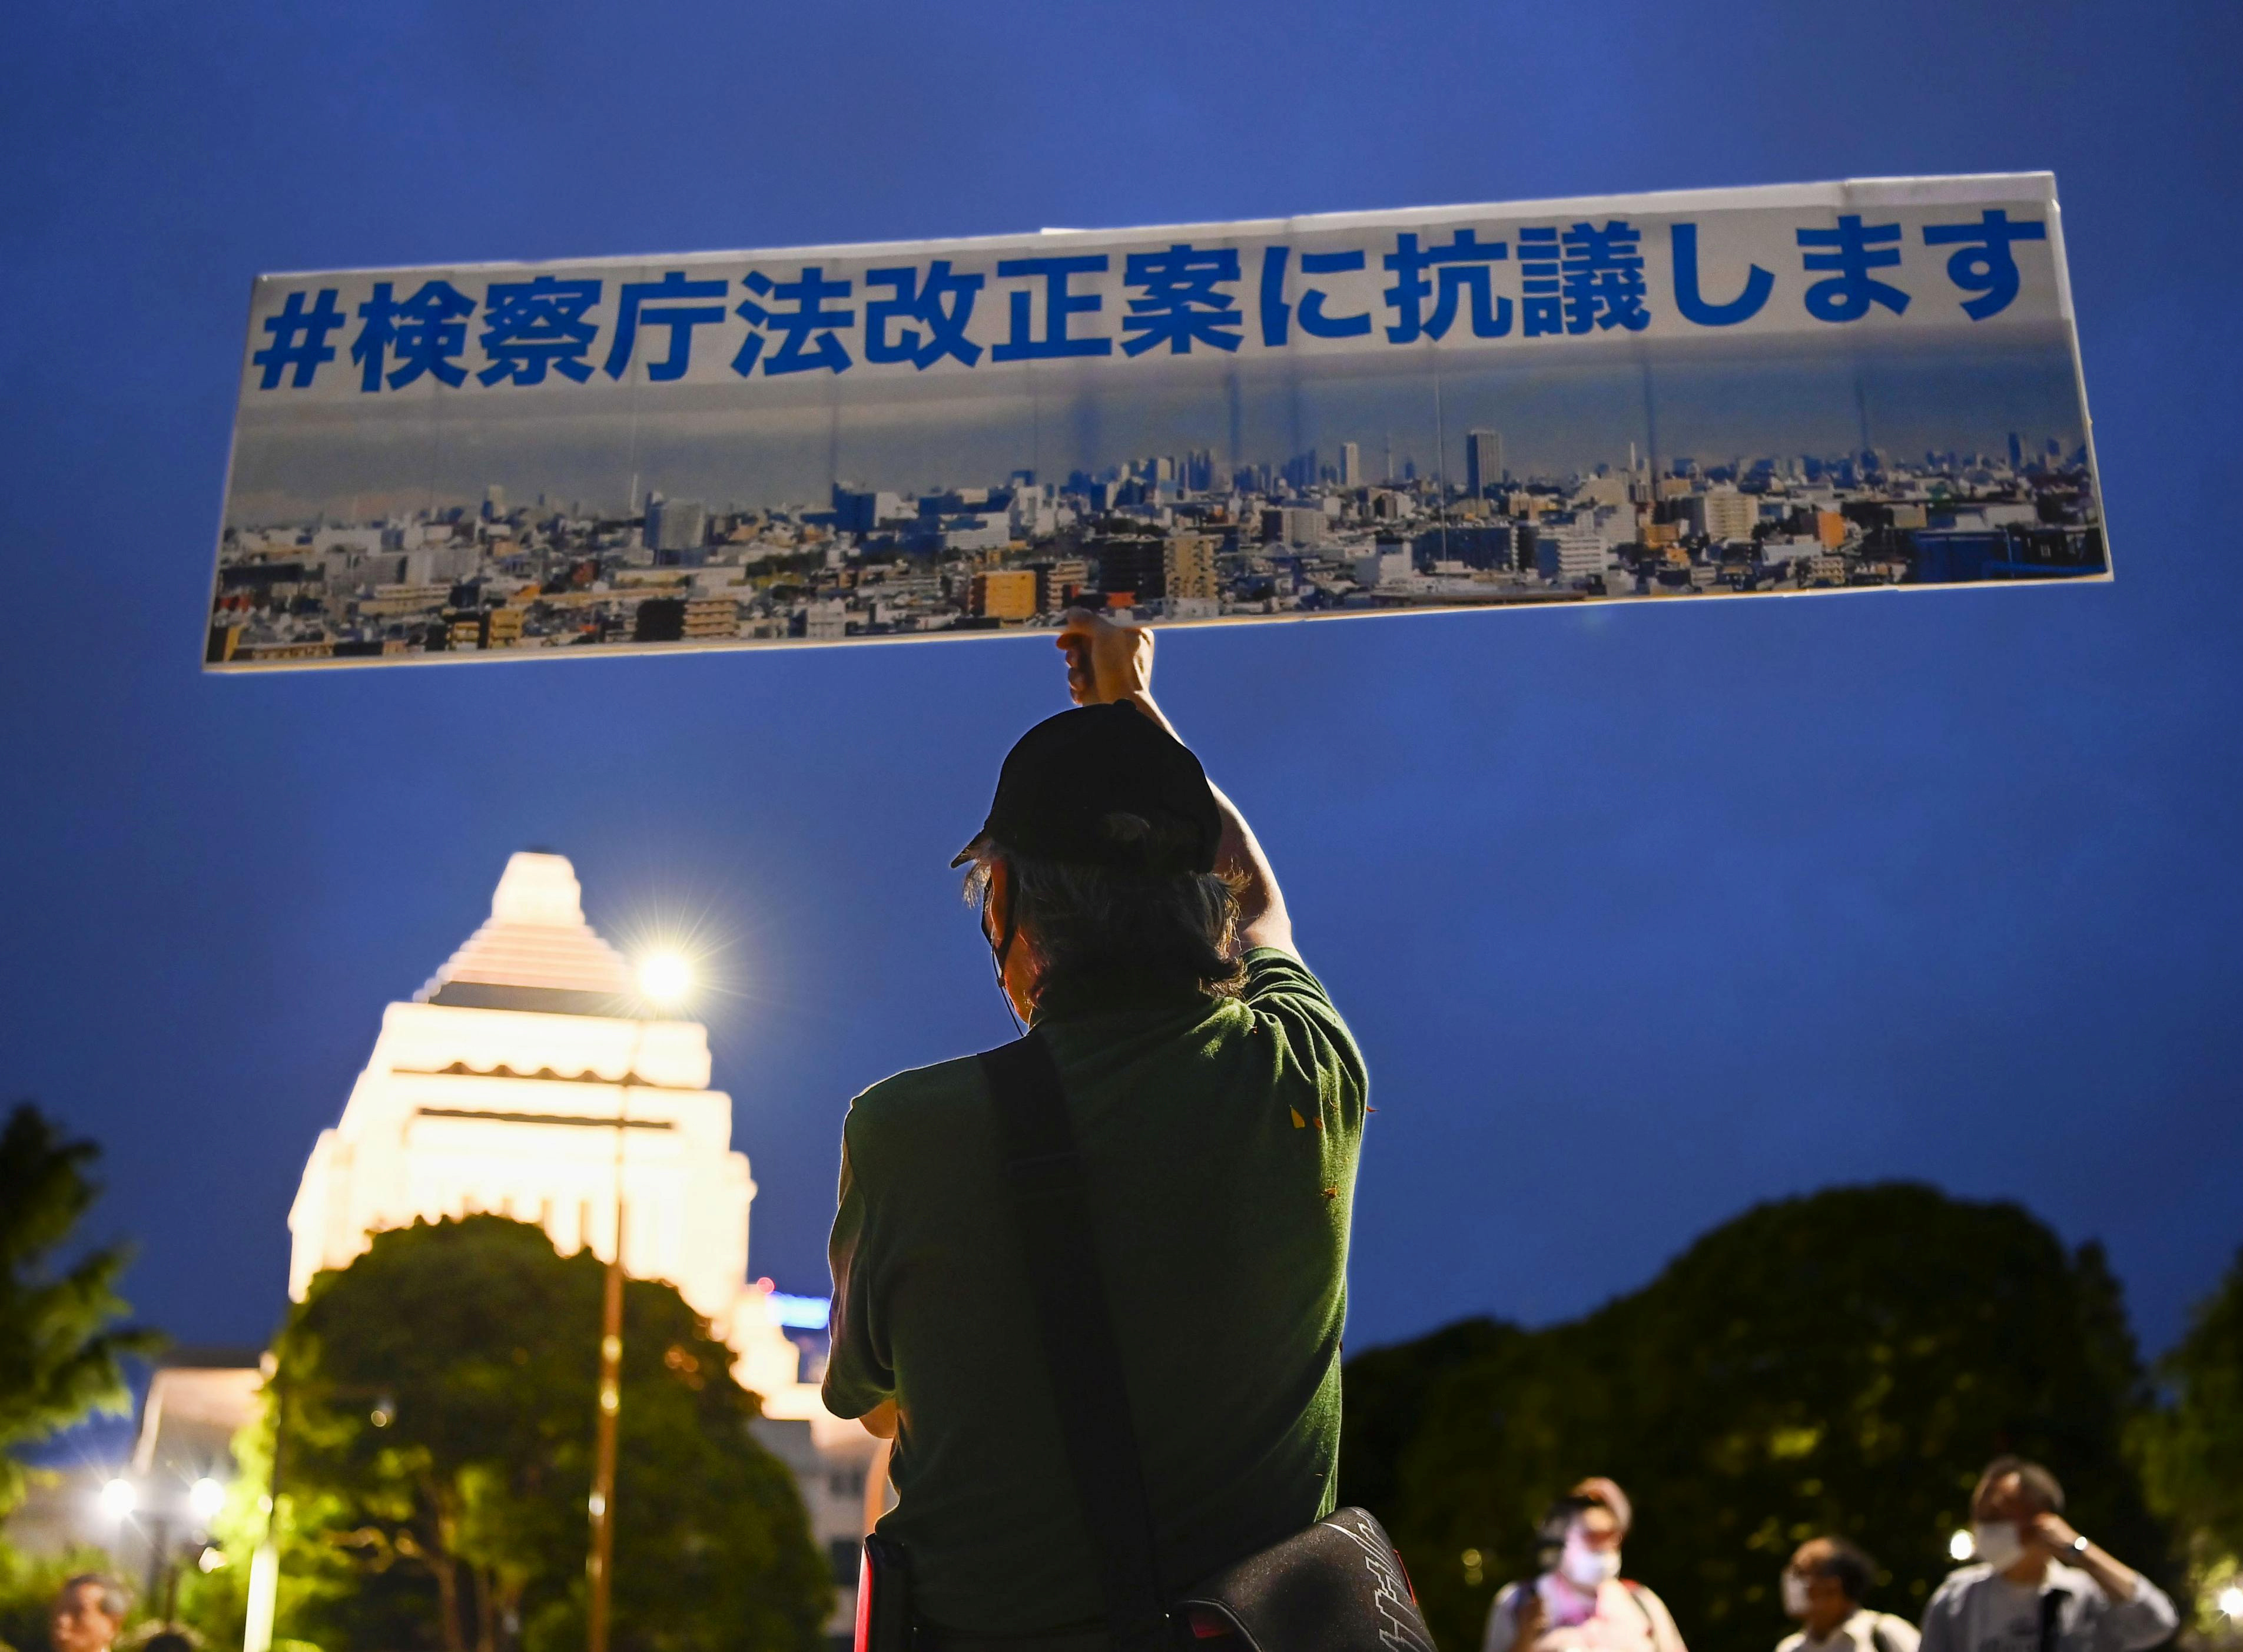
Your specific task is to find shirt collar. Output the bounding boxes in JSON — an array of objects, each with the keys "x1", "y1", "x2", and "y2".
[
  {"x1": 1800, "y1": 1610, "x2": 1872, "y2": 1652},
  {"x1": 1030, "y1": 967, "x2": 1217, "y2": 1025}
]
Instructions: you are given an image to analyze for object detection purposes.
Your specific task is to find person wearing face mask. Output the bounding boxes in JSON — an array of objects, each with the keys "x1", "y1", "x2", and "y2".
[
  {"x1": 1777, "y1": 1538, "x2": 1920, "y2": 1652},
  {"x1": 1919, "y1": 1457, "x2": 2175, "y2": 1652},
  {"x1": 1482, "y1": 1478, "x2": 1688, "y2": 1652}
]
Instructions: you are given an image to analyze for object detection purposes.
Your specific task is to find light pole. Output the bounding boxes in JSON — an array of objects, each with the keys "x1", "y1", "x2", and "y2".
[
  {"x1": 586, "y1": 950, "x2": 692, "y2": 1652},
  {"x1": 244, "y1": 1358, "x2": 393, "y2": 1652}
]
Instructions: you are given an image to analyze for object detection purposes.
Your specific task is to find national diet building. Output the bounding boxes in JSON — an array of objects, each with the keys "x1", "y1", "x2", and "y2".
[{"x1": 286, "y1": 851, "x2": 879, "y2": 1628}]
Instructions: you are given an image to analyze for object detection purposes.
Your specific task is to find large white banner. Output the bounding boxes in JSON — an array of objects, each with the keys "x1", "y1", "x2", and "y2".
[{"x1": 208, "y1": 173, "x2": 2103, "y2": 669}]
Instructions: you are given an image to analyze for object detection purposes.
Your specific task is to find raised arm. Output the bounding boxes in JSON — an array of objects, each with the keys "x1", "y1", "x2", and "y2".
[
  {"x1": 1055, "y1": 609, "x2": 1295, "y2": 958},
  {"x1": 2024, "y1": 1511, "x2": 2178, "y2": 1650}
]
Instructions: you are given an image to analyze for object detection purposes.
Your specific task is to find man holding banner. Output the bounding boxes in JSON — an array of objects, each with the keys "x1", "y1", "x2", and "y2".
[{"x1": 823, "y1": 609, "x2": 1371, "y2": 1646}]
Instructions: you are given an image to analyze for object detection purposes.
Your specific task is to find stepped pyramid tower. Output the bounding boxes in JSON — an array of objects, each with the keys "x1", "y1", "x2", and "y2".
[{"x1": 286, "y1": 851, "x2": 824, "y2": 1419}]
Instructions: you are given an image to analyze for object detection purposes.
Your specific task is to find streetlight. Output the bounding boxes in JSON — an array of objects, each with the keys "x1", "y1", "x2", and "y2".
[
  {"x1": 636, "y1": 951, "x2": 692, "y2": 1005},
  {"x1": 586, "y1": 950, "x2": 694, "y2": 1652},
  {"x1": 2219, "y1": 1586, "x2": 2243, "y2": 1620},
  {"x1": 190, "y1": 1478, "x2": 226, "y2": 1524},
  {"x1": 100, "y1": 1478, "x2": 137, "y2": 1520},
  {"x1": 1947, "y1": 1530, "x2": 1974, "y2": 1562}
]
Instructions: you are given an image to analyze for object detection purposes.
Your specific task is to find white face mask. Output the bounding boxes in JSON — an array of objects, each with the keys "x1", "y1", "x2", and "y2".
[
  {"x1": 1972, "y1": 1521, "x2": 2025, "y2": 1571},
  {"x1": 1781, "y1": 1571, "x2": 1814, "y2": 1618},
  {"x1": 1560, "y1": 1534, "x2": 1622, "y2": 1590}
]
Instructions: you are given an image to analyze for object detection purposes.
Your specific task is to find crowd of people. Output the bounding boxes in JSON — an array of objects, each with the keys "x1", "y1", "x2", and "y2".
[
  {"x1": 38, "y1": 1454, "x2": 2183, "y2": 1652},
  {"x1": 1482, "y1": 1461, "x2": 2178, "y2": 1652}
]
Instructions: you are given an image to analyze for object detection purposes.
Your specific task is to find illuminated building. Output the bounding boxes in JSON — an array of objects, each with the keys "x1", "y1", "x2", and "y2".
[{"x1": 287, "y1": 852, "x2": 878, "y2": 1627}]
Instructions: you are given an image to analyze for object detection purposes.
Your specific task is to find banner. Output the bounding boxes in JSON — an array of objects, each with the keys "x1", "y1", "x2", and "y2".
[{"x1": 208, "y1": 173, "x2": 2104, "y2": 670}]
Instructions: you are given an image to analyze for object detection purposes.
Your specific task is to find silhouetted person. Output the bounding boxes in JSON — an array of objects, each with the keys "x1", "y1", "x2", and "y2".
[
  {"x1": 1780, "y1": 1537, "x2": 1919, "y2": 1652},
  {"x1": 1920, "y1": 1457, "x2": 2175, "y2": 1652},
  {"x1": 1484, "y1": 1478, "x2": 1687, "y2": 1652},
  {"x1": 824, "y1": 609, "x2": 1368, "y2": 1644}
]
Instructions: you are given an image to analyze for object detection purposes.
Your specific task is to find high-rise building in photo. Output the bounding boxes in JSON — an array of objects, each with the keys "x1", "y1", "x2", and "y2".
[
  {"x1": 645, "y1": 496, "x2": 706, "y2": 554},
  {"x1": 1466, "y1": 430, "x2": 1504, "y2": 497},
  {"x1": 1090, "y1": 533, "x2": 1216, "y2": 605},
  {"x1": 1340, "y1": 442, "x2": 1362, "y2": 487},
  {"x1": 970, "y1": 568, "x2": 1038, "y2": 619},
  {"x1": 1157, "y1": 533, "x2": 1213, "y2": 602},
  {"x1": 1682, "y1": 486, "x2": 1757, "y2": 543}
]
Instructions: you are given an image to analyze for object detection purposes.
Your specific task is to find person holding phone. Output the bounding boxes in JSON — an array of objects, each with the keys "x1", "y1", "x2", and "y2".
[{"x1": 1484, "y1": 1479, "x2": 1688, "y2": 1652}]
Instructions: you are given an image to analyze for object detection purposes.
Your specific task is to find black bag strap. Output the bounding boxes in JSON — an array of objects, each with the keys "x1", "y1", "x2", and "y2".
[
  {"x1": 1622, "y1": 1580, "x2": 1657, "y2": 1637},
  {"x1": 2036, "y1": 1587, "x2": 2069, "y2": 1652},
  {"x1": 979, "y1": 1032, "x2": 1172, "y2": 1652}
]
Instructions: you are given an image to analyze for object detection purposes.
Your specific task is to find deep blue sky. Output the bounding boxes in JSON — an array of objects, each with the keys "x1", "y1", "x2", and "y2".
[{"x1": 2, "y1": 1, "x2": 2238, "y2": 1385}]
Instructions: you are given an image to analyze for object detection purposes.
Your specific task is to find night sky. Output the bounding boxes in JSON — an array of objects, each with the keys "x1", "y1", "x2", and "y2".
[{"x1": 3, "y1": 1, "x2": 2238, "y2": 1405}]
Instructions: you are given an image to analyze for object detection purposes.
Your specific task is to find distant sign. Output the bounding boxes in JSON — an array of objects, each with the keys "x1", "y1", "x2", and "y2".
[{"x1": 208, "y1": 173, "x2": 2104, "y2": 671}]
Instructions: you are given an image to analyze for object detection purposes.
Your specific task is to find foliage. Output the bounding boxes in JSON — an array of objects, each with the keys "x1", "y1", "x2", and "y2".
[
  {"x1": 2135, "y1": 1244, "x2": 2243, "y2": 1634},
  {"x1": 1341, "y1": 1184, "x2": 2174, "y2": 1652},
  {"x1": 0, "y1": 1103, "x2": 161, "y2": 1517},
  {"x1": 210, "y1": 1215, "x2": 828, "y2": 1652},
  {"x1": 0, "y1": 1536, "x2": 124, "y2": 1652},
  {"x1": 1338, "y1": 1316, "x2": 1518, "y2": 1521}
]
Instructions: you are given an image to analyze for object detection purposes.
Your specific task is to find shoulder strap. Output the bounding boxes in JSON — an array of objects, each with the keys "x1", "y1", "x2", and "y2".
[
  {"x1": 1868, "y1": 1617, "x2": 1896, "y2": 1652},
  {"x1": 1622, "y1": 1581, "x2": 1658, "y2": 1637},
  {"x1": 979, "y1": 1033, "x2": 1170, "y2": 1652}
]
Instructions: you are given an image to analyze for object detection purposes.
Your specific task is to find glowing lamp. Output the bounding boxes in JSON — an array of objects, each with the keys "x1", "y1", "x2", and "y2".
[{"x1": 636, "y1": 951, "x2": 693, "y2": 1007}]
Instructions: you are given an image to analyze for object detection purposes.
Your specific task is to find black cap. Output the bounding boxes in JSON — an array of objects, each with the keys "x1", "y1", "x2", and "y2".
[{"x1": 952, "y1": 704, "x2": 1222, "y2": 875}]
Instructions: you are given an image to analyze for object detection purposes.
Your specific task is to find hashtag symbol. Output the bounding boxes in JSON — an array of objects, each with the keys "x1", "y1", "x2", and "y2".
[{"x1": 253, "y1": 289, "x2": 347, "y2": 389}]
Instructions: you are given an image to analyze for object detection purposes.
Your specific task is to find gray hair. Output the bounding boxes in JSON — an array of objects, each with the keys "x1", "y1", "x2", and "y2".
[{"x1": 965, "y1": 817, "x2": 1245, "y2": 1004}]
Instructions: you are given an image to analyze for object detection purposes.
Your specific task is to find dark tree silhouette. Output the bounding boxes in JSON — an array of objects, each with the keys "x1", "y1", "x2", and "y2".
[
  {"x1": 0, "y1": 1102, "x2": 159, "y2": 1517},
  {"x1": 237, "y1": 1214, "x2": 828, "y2": 1652},
  {"x1": 1342, "y1": 1185, "x2": 2174, "y2": 1652},
  {"x1": 2135, "y1": 1243, "x2": 2243, "y2": 1636}
]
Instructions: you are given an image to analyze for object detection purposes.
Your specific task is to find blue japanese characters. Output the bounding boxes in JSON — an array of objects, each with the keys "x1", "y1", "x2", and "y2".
[{"x1": 250, "y1": 203, "x2": 2059, "y2": 394}]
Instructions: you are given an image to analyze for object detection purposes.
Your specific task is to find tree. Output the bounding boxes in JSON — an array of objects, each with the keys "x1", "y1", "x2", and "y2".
[
  {"x1": 0, "y1": 1102, "x2": 158, "y2": 1517},
  {"x1": 1342, "y1": 1184, "x2": 2174, "y2": 1652},
  {"x1": 227, "y1": 1215, "x2": 829, "y2": 1652},
  {"x1": 1337, "y1": 1316, "x2": 1518, "y2": 1521},
  {"x1": 2136, "y1": 1244, "x2": 2243, "y2": 1638}
]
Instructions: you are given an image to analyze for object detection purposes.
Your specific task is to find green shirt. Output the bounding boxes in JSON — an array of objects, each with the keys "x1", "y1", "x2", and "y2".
[{"x1": 824, "y1": 947, "x2": 1368, "y2": 1634}]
